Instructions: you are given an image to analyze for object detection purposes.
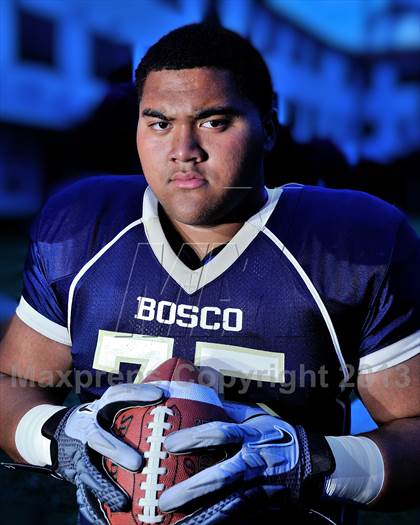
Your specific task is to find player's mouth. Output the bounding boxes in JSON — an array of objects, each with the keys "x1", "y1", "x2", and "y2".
[{"x1": 170, "y1": 172, "x2": 207, "y2": 189}]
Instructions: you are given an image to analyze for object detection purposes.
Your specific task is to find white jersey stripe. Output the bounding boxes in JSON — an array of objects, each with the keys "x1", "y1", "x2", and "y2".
[
  {"x1": 358, "y1": 329, "x2": 420, "y2": 374},
  {"x1": 67, "y1": 219, "x2": 143, "y2": 340},
  {"x1": 16, "y1": 296, "x2": 71, "y2": 345},
  {"x1": 262, "y1": 227, "x2": 349, "y2": 382}
]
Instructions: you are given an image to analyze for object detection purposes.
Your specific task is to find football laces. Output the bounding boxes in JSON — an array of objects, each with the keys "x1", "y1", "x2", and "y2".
[{"x1": 138, "y1": 406, "x2": 174, "y2": 524}]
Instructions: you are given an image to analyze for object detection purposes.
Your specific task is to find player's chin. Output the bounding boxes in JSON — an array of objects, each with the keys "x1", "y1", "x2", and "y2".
[
  {"x1": 168, "y1": 194, "x2": 218, "y2": 225},
  {"x1": 171, "y1": 207, "x2": 212, "y2": 226}
]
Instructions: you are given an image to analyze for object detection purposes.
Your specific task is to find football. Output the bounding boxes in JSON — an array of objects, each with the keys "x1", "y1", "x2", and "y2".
[{"x1": 101, "y1": 357, "x2": 230, "y2": 525}]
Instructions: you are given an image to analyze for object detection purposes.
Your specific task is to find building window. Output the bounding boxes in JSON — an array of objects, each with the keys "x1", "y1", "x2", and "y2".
[
  {"x1": 92, "y1": 34, "x2": 132, "y2": 83},
  {"x1": 309, "y1": 44, "x2": 322, "y2": 71},
  {"x1": 17, "y1": 9, "x2": 56, "y2": 66},
  {"x1": 362, "y1": 121, "x2": 376, "y2": 138},
  {"x1": 159, "y1": 0, "x2": 182, "y2": 9},
  {"x1": 290, "y1": 33, "x2": 304, "y2": 64},
  {"x1": 361, "y1": 66, "x2": 371, "y2": 89},
  {"x1": 398, "y1": 71, "x2": 420, "y2": 84},
  {"x1": 345, "y1": 60, "x2": 361, "y2": 87}
]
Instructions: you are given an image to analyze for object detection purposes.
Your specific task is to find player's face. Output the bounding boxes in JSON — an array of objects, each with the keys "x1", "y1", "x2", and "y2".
[{"x1": 137, "y1": 68, "x2": 271, "y2": 226}]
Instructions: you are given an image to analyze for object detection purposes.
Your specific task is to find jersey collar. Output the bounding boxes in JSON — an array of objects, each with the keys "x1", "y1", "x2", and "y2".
[{"x1": 141, "y1": 185, "x2": 283, "y2": 295}]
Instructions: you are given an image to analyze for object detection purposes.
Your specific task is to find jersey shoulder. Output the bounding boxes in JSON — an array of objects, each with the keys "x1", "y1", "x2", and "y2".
[
  {"x1": 279, "y1": 183, "x2": 404, "y2": 227},
  {"x1": 270, "y1": 184, "x2": 406, "y2": 262},
  {"x1": 267, "y1": 184, "x2": 420, "y2": 365},
  {"x1": 31, "y1": 175, "x2": 147, "y2": 282},
  {"x1": 34, "y1": 175, "x2": 146, "y2": 241}
]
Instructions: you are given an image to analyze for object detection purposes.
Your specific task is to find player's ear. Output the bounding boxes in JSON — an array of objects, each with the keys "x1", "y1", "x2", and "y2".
[{"x1": 262, "y1": 109, "x2": 278, "y2": 154}]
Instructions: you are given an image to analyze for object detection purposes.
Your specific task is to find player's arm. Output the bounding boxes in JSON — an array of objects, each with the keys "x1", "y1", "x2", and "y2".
[
  {"x1": 329, "y1": 210, "x2": 420, "y2": 510},
  {"x1": 0, "y1": 315, "x2": 164, "y2": 524},
  {"x1": 355, "y1": 354, "x2": 420, "y2": 509},
  {"x1": 0, "y1": 314, "x2": 72, "y2": 462}
]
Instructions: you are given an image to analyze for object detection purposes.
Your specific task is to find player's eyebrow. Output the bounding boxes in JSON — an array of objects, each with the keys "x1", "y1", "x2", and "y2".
[
  {"x1": 194, "y1": 106, "x2": 242, "y2": 120},
  {"x1": 141, "y1": 106, "x2": 242, "y2": 121},
  {"x1": 142, "y1": 108, "x2": 173, "y2": 121}
]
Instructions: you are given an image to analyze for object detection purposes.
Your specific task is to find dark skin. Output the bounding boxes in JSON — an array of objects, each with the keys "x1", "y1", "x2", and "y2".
[
  {"x1": 136, "y1": 67, "x2": 275, "y2": 259},
  {"x1": 358, "y1": 357, "x2": 420, "y2": 509},
  {"x1": 0, "y1": 67, "x2": 418, "y2": 513}
]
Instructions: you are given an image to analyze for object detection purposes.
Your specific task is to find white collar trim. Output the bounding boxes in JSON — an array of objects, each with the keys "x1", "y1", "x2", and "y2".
[{"x1": 142, "y1": 186, "x2": 283, "y2": 295}]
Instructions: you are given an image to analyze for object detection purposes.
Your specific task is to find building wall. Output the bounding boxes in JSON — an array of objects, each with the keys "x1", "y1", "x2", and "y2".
[{"x1": 0, "y1": 0, "x2": 419, "y2": 215}]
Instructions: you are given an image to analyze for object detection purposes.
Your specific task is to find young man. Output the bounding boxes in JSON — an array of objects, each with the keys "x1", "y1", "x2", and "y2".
[{"x1": 0, "y1": 24, "x2": 419, "y2": 525}]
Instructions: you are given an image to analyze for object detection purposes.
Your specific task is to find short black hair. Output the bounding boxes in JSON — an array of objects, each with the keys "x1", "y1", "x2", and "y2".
[{"x1": 135, "y1": 23, "x2": 275, "y2": 116}]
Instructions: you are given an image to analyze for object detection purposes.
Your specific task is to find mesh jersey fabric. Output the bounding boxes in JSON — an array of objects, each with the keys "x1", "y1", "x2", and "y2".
[{"x1": 17, "y1": 175, "x2": 420, "y2": 525}]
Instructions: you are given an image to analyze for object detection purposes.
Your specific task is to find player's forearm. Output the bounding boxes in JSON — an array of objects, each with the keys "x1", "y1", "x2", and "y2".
[
  {"x1": 0, "y1": 372, "x2": 67, "y2": 462},
  {"x1": 324, "y1": 416, "x2": 420, "y2": 511},
  {"x1": 362, "y1": 416, "x2": 420, "y2": 510}
]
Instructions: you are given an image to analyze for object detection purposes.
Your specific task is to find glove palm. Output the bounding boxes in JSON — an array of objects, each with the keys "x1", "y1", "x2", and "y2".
[
  {"x1": 160, "y1": 402, "x2": 334, "y2": 523},
  {"x1": 44, "y1": 383, "x2": 163, "y2": 524}
]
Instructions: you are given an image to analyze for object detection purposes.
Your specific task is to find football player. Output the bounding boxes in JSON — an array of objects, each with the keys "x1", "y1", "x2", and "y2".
[{"x1": 0, "y1": 23, "x2": 419, "y2": 525}]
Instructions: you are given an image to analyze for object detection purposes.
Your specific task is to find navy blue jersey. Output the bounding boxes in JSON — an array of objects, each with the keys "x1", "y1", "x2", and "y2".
[
  {"x1": 17, "y1": 175, "x2": 420, "y2": 435},
  {"x1": 17, "y1": 175, "x2": 420, "y2": 525}
]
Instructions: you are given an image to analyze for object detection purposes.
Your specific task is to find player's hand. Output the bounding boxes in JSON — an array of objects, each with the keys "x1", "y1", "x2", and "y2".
[
  {"x1": 159, "y1": 401, "x2": 335, "y2": 523},
  {"x1": 43, "y1": 383, "x2": 164, "y2": 525}
]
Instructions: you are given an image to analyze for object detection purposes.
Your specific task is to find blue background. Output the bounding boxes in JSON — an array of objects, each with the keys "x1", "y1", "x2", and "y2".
[{"x1": 0, "y1": 1, "x2": 419, "y2": 523}]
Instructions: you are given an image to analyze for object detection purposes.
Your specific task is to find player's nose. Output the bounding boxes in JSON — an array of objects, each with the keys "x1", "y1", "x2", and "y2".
[{"x1": 170, "y1": 124, "x2": 206, "y2": 163}]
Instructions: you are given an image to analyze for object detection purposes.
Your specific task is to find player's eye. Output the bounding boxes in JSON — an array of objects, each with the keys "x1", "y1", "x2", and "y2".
[
  {"x1": 201, "y1": 119, "x2": 230, "y2": 129},
  {"x1": 150, "y1": 121, "x2": 171, "y2": 131}
]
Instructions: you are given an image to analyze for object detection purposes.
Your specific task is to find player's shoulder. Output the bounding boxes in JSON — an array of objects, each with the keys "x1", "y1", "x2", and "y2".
[
  {"x1": 33, "y1": 175, "x2": 147, "y2": 243},
  {"x1": 266, "y1": 183, "x2": 412, "y2": 268},
  {"x1": 277, "y1": 183, "x2": 405, "y2": 239},
  {"x1": 283, "y1": 183, "x2": 403, "y2": 223}
]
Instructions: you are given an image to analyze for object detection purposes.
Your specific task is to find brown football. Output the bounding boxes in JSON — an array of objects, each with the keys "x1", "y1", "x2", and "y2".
[{"x1": 101, "y1": 358, "x2": 230, "y2": 525}]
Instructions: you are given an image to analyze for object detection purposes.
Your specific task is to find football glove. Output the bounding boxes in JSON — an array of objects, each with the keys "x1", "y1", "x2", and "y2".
[
  {"x1": 159, "y1": 401, "x2": 335, "y2": 523},
  {"x1": 42, "y1": 383, "x2": 164, "y2": 525}
]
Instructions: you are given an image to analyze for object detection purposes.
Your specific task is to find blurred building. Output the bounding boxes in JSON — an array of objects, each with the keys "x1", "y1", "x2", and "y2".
[
  {"x1": 0, "y1": 0, "x2": 419, "y2": 216},
  {"x1": 263, "y1": 0, "x2": 420, "y2": 163},
  {"x1": 0, "y1": 0, "x2": 206, "y2": 216}
]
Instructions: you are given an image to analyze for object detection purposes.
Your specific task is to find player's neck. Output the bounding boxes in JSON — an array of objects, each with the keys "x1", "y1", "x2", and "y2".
[
  {"x1": 169, "y1": 221, "x2": 243, "y2": 260},
  {"x1": 161, "y1": 189, "x2": 268, "y2": 261}
]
